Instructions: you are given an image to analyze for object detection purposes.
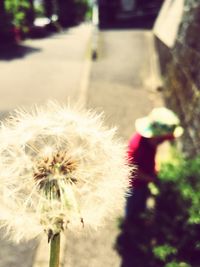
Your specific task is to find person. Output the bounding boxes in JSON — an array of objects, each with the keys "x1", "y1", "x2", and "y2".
[{"x1": 116, "y1": 107, "x2": 183, "y2": 267}]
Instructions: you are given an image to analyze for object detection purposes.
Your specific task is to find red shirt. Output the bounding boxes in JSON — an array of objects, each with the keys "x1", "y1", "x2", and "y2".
[
  {"x1": 127, "y1": 133, "x2": 156, "y2": 187},
  {"x1": 127, "y1": 133, "x2": 174, "y2": 187}
]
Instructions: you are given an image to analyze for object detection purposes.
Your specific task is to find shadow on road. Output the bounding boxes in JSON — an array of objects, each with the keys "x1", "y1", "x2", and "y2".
[{"x1": 0, "y1": 44, "x2": 41, "y2": 61}]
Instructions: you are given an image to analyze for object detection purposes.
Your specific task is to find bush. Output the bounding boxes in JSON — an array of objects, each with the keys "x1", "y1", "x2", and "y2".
[
  {"x1": 75, "y1": 0, "x2": 91, "y2": 23},
  {"x1": 116, "y1": 152, "x2": 200, "y2": 266}
]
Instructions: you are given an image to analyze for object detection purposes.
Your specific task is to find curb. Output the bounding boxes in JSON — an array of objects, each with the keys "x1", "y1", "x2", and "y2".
[{"x1": 144, "y1": 31, "x2": 162, "y2": 91}]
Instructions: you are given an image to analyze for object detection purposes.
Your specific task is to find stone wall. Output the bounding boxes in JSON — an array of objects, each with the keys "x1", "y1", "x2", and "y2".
[{"x1": 154, "y1": 0, "x2": 200, "y2": 157}]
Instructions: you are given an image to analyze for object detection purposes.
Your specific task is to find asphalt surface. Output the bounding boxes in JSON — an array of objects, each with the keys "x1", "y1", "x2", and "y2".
[
  {"x1": 65, "y1": 29, "x2": 163, "y2": 267},
  {"x1": 0, "y1": 24, "x2": 92, "y2": 113},
  {"x1": 87, "y1": 29, "x2": 162, "y2": 141},
  {"x1": 0, "y1": 23, "x2": 92, "y2": 267},
  {"x1": 0, "y1": 25, "x2": 163, "y2": 267}
]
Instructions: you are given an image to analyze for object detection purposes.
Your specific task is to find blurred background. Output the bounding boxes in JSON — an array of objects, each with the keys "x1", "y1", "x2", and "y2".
[{"x1": 1, "y1": 0, "x2": 200, "y2": 267}]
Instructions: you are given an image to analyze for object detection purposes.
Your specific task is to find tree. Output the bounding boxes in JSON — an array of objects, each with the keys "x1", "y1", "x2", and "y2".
[
  {"x1": 5, "y1": 0, "x2": 35, "y2": 36},
  {"x1": 0, "y1": 0, "x2": 15, "y2": 44},
  {"x1": 56, "y1": 0, "x2": 90, "y2": 27},
  {"x1": 57, "y1": 0, "x2": 76, "y2": 27},
  {"x1": 43, "y1": 0, "x2": 55, "y2": 19},
  {"x1": 26, "y1": 0, "x2": 35, "y2": 27}
]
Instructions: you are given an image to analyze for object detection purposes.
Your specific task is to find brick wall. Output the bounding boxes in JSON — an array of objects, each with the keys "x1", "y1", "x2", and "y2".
[{"x1": 154, "y1": 0, "x2": 200, "y2": 157}]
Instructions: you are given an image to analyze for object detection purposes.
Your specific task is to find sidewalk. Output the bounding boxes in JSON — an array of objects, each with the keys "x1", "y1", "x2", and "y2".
[{"x1": 0, "y1": 23, "x2": 92, "y2": 112}]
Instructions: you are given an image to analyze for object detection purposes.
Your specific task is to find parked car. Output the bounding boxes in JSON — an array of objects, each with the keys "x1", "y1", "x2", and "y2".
[{"x1": 29, "y1": 15, "x2": 60, "y2": 38}]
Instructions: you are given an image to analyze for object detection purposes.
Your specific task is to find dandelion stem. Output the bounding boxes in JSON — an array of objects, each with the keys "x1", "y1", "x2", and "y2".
[{"x1": 49, "y1": 234, "x2": 60, "y2": 267}]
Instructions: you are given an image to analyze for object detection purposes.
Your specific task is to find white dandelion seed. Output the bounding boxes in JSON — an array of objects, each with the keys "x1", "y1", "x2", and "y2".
[{"x1": 0, "y1": 101, "x2": 131, "y2": 243}]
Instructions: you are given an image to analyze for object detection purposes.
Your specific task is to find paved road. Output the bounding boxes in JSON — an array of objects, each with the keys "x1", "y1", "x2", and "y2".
[
  {"x1": 0, "y1": 24, "x2": 92, "y2": 113},
  {"x1": 0, "y1": 26, "x2": 163, "y2": 267},
  {"x1": 0, "y1": 23, "x2": 92, "y2": 267},
  {"x1": 87, "y1": 30, "x2": 162, "y2": 141},
  {"x1": 61, "y1": 30, "x2": 163, "y2": 267}
]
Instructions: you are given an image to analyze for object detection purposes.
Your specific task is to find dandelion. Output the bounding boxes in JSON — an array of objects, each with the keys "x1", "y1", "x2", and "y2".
[{"x1": 0, "y1": 101, "x2": 131, "y2": 267}]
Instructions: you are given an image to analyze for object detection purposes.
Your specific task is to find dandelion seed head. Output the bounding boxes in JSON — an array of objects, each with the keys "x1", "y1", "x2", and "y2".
[
  {"x1": 0, "y1": 101, "x2": 131, "y2": 242},
  {"x1": 34, "y1": 150, "x2": 77, "y2": 185}
]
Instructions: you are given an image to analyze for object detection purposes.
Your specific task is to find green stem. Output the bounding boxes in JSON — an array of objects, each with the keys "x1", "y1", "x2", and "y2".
[{"x1": 49, "y1": 233, "x2": 61, "y2": 267}]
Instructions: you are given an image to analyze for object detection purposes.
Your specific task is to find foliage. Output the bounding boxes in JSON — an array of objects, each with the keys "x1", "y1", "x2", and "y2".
[
  {"x1": 75, "y1": 0, "x2": 92, "y2": 21},
  {"x1": 56, "y1": 0, "x2": 91, "y2": 27},
  {"x1": 0, "y1": 0, "x2": 91, "y2": 42},
  {"x1": 165, "y1": 262, "x2": 191, "y2": 267},
  {"x1": 159, "y1": 153, "x2": 200, "y2": 224},
  {"x1": 153, "y1": 245, "x2": 177, "y2": 261},
  {"x1": 0, "y1": 1, "x2": 15, "y2": 43},
  {"x1": 4, "y1": 0, "x2": 31, "y2": 32},
  {"x1": 116, "y1": 151, "x2": 200, "y2": 266},
  {"x1": 34, "y1": 1, "x2": 45, "y2": 18}
]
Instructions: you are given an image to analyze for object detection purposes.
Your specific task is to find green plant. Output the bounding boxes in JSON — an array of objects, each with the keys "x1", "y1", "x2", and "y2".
[
  {"x1": 74, "y1": 0, "x2": 91, "y2": 22},
  {"x1": 153, "y1": 245, "x2": 177, "y2": 261},
  {"x1": 159, "y1": 154, "x2": 200, "y2": 224},
  {"x1": 0, "y1": 0, "x2": 15, "y2": 44},
  {"x1": 116, "y1": 151, "x2": 200, "y2": 266},
  {"x1": 5, "y1": 0, "x2": 31, "y2": 32},
  {"x1": 165, "y1": 261, "x2": 191, "y2": 267}
]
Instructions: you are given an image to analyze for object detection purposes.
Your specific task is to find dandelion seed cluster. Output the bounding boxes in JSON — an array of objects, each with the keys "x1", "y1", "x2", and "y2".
[{"x1": 0, "y1": 102, "x2": 131, "y2": 242}]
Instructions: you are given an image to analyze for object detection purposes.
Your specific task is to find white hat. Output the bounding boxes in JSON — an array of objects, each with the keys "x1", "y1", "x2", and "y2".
[{"x1": 135, "y1": 107, "x2": 183, "y2": 138}]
